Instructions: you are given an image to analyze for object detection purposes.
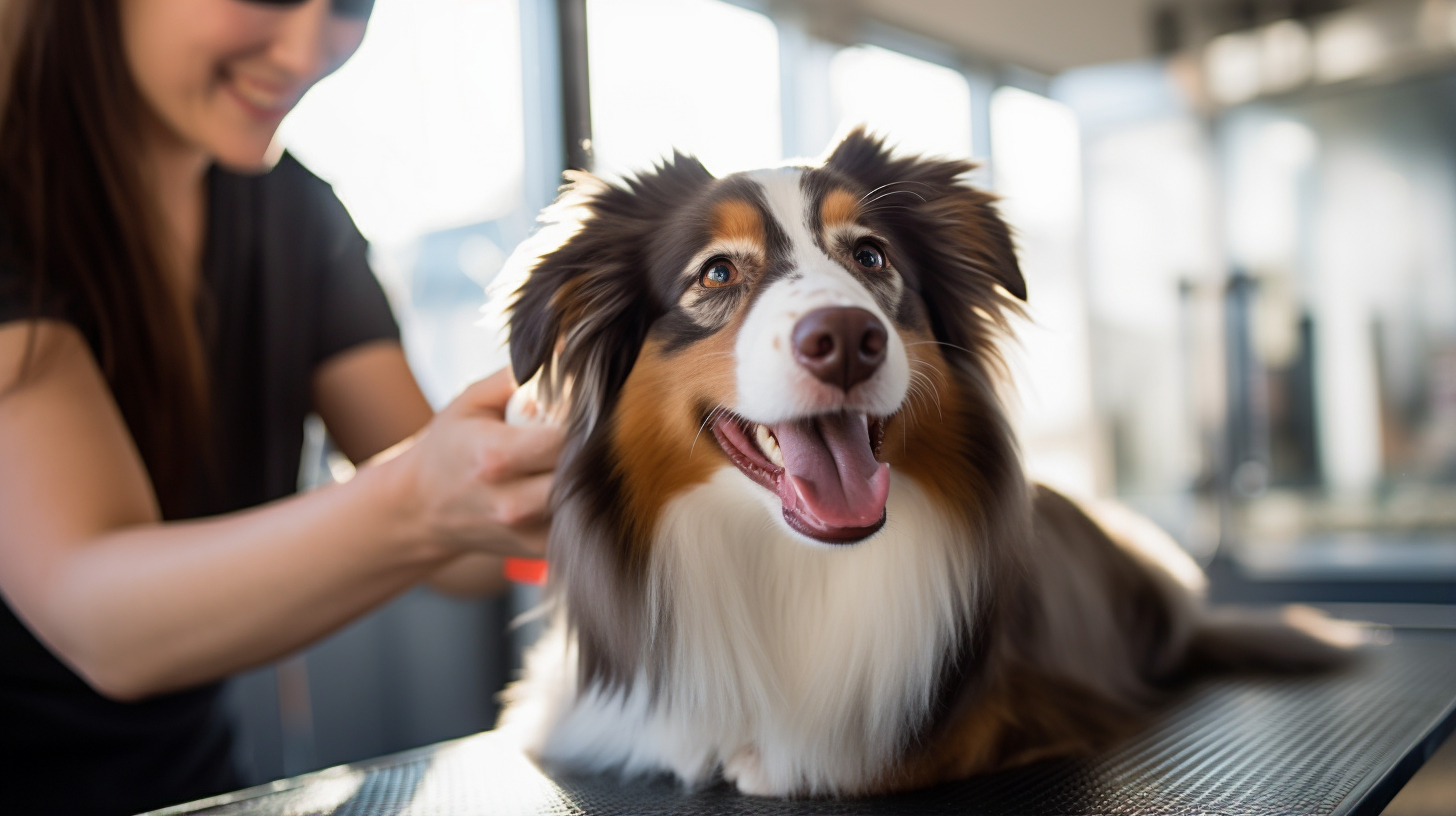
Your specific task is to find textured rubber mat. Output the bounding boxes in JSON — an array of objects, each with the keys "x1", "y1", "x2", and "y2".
[{"x1": 155, "y1": 634, "x2": 1456, "y2": 816}]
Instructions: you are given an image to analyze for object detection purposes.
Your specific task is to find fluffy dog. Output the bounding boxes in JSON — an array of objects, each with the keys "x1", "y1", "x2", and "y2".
[{"x1": 495, "y1": 130, "x2": 1358, "y2": 797}]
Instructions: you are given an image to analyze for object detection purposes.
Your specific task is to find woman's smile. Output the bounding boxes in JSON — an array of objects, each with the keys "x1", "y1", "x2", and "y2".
[{"x1": 219, "y1": 67, "x2": 302, "y2": 121}]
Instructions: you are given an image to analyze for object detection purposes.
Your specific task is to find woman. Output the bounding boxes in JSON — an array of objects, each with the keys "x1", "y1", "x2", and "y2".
[{"x1": 0, "y1": 0, "x2": 562, "y2": 812}]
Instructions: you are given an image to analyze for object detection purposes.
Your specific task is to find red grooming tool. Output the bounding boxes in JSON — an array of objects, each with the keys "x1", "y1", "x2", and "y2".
[{"x1": 504, "y1": 557, "x2": 548, "y2": 585}]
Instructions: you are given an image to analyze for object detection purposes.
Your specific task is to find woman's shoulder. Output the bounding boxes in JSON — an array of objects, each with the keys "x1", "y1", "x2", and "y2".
[
  {"x1": 255, "y1": 151, "x2": 336, "y2": 199},
  {"x1": 213, "y1": 152, "x2": 358, "y2": 237},
  {"x1": 214, "y1": 150, "x2": 328, "y2": 192}
]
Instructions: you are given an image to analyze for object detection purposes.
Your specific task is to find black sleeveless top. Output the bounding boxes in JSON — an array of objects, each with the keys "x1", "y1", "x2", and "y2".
[{"x1": 0, "y1": 154, "x2": 400, "y2": 815}]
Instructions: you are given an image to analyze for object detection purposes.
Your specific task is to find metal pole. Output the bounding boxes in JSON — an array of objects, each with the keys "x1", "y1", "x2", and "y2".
[{"x1": 556, "y1": 0, "x2": 593, "y2": 172}]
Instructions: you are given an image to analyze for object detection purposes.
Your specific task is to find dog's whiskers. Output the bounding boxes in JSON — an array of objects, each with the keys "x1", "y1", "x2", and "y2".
[
  {"x1": 905, "y1": 362, "x2": 945, "y2": 422},
  {"x1": 906, "y1": 339, "x2": 979, "y2": 357},
  {"x1": 858, "y1": 203, "x2": 919, "y2": 219},
  {"x1": 861, "y1": 189, "x2": 927, "y2": 210},
  {"x1": 899, "y1": 379, "x2": 930, "y2": 434},
  {"x1": 690, "y1": 404, "x2": 727, "y2": 457},
  {"x1": 856, "y1": 179, "x2": 933, "y2": 206}
]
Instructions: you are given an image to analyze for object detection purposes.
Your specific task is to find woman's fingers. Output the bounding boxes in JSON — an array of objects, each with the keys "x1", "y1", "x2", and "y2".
[
  {"x1": 455, "y1": 368, "x2": 516, "y2": 416},
  {"x1": 479, "y1": 422, "x2": 565, "y2": 479},
  {"x1": 402, "y1": 367, "x2": 566, "y2": 559},
  {"x1": 461, "y1": 524, "x2": 547, "y2": 559},
  {"x1": 461, "y1": 475, "x2": 550, "y2": 558},
  {"x1": 490, "y1": 471, "x2": 554, "y2": 530}
]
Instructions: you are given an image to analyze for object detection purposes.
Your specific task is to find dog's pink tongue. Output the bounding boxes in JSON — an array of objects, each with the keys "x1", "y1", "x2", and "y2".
[{"x1": 773, "y1": 414, "x2": 889, "y2": 529}]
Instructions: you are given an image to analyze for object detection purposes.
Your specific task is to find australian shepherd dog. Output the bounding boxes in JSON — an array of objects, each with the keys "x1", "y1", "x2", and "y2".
[{"x1": 495, "y1": 130, "x2": 1361, "y2": 798}]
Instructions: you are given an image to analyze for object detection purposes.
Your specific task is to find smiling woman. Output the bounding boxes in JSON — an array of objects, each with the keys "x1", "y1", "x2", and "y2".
[
  {"x1": 120, "y1": 0, "x2": 369, "y2": 171},
  {"x1": 0, "y1": 1, "x2": 562, "y2": 813}
]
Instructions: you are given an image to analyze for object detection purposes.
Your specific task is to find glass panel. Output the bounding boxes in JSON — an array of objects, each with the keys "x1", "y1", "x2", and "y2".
[
  {"x1": 585, "y1": 0, "x2": 782, "y2": 178},
  {"x1": 1219, "y1": 71, "x2": 1456, "y2": 572},
  {"x1": 281, "y1": 0, "x2": 525, "y2": 246},
  {"x1": 1055, "y1": 61, "x2": 1224, "y2": 554},
  {"x1": 830, "y1": 44, "x2": 972, "y2": 159},
  {"x1": 990, "y1": 87, "x2": 1096, "y2": 498},
  {"x1": 280, "y1": 0, "x2": 528, "y2": 404}
]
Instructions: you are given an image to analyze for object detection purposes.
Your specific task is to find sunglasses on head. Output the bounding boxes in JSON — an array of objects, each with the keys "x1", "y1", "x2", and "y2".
[{"x1": 240, "y1": 0, "x2": 376, "y2": 20}]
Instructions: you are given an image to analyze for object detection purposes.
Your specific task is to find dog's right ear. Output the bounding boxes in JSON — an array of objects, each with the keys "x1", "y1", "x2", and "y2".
[
  {"x1": 506, "y1": 171, "x2": 638, "y2": 428},
  {"x1": 506, "y1": 155, "x2": 713, "y2": 428}
]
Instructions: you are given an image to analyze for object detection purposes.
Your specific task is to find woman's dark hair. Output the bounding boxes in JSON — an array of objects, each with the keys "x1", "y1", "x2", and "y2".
[{"x1": 0, "y1": 0, "x2": 208, "y2": 518}]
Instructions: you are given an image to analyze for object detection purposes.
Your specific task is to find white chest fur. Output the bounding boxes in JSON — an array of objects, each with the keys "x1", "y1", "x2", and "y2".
[{"x1": 499, "y1": 468, "x2": 977, "y2": 796}]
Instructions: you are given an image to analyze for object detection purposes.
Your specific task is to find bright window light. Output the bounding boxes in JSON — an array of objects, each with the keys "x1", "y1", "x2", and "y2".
[
  {"x1": 991, "y1": 86, "x2": 1095, "y2": 497},
  {"x1": 991, "y1": 87, "x2": 1081, "y2": 233},
  {"x1": 1314, "y1": 14, "x2": 1389, "y2": 83},
  {"x1": 1260, "y1": 20, "x2": 1314, "y2": 93},
  {"x1": 1204, "y1": 31, "x2": 1262, "y2": 106},
  {"x1": 1227, "y1": 117, "x2": 1318, "y2": 273},
  {"x1": 279, "y1": 0, "x2": 525, "y2": 247},
  {"x1": 586, "y1": 0, "x2": 782, "y2": 179},
  {"x1": 829, "y1": 45, "x2": 972, "y2": 160}
]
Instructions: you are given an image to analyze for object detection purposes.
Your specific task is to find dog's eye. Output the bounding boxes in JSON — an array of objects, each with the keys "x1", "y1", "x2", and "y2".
[
  {"x1": 853, "y1": 242, "x2": 886, "y2": 270},
  {"x1": 699, "y1": 259, "x2": 741, "y2": 288}
]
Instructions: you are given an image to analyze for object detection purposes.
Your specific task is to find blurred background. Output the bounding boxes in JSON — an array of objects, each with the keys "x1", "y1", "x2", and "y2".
[{"x1": 227, "y1": 0, "x2": 1456, "y2": 806}]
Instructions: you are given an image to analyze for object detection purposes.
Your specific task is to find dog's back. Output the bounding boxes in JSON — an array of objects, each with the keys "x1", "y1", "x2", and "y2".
[{"x1": 893, "y1": 486, "x2": 1362, "y2": 790}]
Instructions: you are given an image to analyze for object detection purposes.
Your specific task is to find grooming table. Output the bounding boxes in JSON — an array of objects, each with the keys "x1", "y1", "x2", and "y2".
[{"x1": 154, "y1": 632, "x2": 1456, "y2": 816}]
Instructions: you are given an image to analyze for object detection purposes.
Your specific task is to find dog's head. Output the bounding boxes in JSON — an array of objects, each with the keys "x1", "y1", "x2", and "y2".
[{"x1": 510, "y1": 129, "x2": 1024, "y2": 548}]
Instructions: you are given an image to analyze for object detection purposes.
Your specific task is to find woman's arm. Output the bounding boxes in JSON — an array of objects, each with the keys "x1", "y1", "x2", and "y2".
[
  {"x1": 312, "y1": 340, "x2": 432, "y2": 464},
  {"x1": 0, "y1": 321, "x2": 556, "y2": 701},
  {"x1": 311, "y1": 340, "x2": 517, "y2": 596}
]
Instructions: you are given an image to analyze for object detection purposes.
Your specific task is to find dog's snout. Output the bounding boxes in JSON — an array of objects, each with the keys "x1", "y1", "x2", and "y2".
[{"x1": 791, "y1": 307, "x2": 888, "y2": 392}]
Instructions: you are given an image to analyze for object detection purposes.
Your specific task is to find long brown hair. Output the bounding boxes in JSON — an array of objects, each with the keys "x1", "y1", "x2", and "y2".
[{"x1": 0, "y1": 0, "x2": 208, "y2": 518}]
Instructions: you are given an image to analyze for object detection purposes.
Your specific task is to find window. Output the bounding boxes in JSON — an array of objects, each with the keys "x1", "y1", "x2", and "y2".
[
  {"x1": 586, "y1": 0, "x2": 782, "y2": 178},
  {"x1": 829, "y1": 44, "x2": 972, "y2": 159},
  {"x1": 281, "y1": 0, "x2": 530, "y2": 404},
  {"x1": 991, "y1": 86, "x2": 1096, "y2": 498},
  {"x1": 281, "y1": 0, "x2": 525, "y2": 246},
  {"x1": 1219, "y1": 75, "x2": 1456, "y2": 574}
]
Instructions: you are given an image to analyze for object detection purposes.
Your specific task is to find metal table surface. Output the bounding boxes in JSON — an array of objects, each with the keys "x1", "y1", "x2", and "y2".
[{"x1": 153, "y1": 632, "x2": 1456, "y2": 816}]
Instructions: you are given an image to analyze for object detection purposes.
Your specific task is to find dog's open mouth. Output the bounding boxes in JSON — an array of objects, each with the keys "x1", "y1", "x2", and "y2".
[{"x1": 711, "y1": 411, "x2": 888, "y2": 544}]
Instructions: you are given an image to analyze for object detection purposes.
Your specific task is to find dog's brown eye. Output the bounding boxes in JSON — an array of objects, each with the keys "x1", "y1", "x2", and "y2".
[
  {"x1": 853, "y1": 242, "x2": 886, "y2": 270},
  {"x1": 700, "y1": 259, "x2": 741, "y2": 288}
]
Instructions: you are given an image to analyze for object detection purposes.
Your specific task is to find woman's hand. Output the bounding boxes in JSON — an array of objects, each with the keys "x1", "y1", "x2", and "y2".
[{"x1": 387, "y1": 369, "x2": 565, "y2": 558}]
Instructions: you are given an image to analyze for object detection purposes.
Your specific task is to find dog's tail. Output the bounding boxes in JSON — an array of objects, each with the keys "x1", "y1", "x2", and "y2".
[{"x1": 1183, "y1": 605, "x2": 1387, "y2": 675}]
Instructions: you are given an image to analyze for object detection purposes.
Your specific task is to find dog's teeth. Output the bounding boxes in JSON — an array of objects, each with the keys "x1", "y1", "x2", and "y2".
[{"x1": 755, "y1": 424, "x2": 785, "y2": 468}]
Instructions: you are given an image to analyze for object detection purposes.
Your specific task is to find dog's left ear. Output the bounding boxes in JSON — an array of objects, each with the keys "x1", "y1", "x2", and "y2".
[
  {"x1": 507, "y1": 155, "x2": 714, "y2": 427},
  {"x1": 824, "y1": 128, "x2": 1025, "y2": 354},
  {"x1": 505, "y1": 172, "x2": 646, "y2": 428}
]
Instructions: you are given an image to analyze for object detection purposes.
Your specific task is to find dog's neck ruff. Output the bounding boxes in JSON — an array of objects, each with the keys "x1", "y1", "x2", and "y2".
[{"x1": 517, "y1": 466, "x2": 980, "y2": 795}]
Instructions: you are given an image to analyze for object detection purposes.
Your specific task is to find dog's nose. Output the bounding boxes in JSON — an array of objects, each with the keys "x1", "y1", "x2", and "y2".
[{"x1": 792, "y1": 307, "x2": 888, "y2": 392}]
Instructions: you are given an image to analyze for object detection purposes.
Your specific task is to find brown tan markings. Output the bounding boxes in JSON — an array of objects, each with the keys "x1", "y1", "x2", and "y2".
[
  {"x1": 711, "y1": 198, "x2": 766, "y2": 247},
  {"x1": 610, "y1": 324, "x2": 741, "y2": 543},
  {"x1": 820, "y1": 187, "x2": 861, "y2": 228},
  {"x1": 879, "y1": 326, "x2": 986, "y2": 517},
  {"x1": 609, "y1": 199, "x2": 760, "y2": 543}
]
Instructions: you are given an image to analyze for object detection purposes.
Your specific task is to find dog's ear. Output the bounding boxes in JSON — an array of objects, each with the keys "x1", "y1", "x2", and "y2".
[
  {"x1": 507, "y1": 170, "x2": 623, "y2": 391},
  {"x1": 507, "y1": 155, "x2": 714, "y2": 426},
  {"x1": 824, "y1": 128, "x2": 1025, "y2": 355}
]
